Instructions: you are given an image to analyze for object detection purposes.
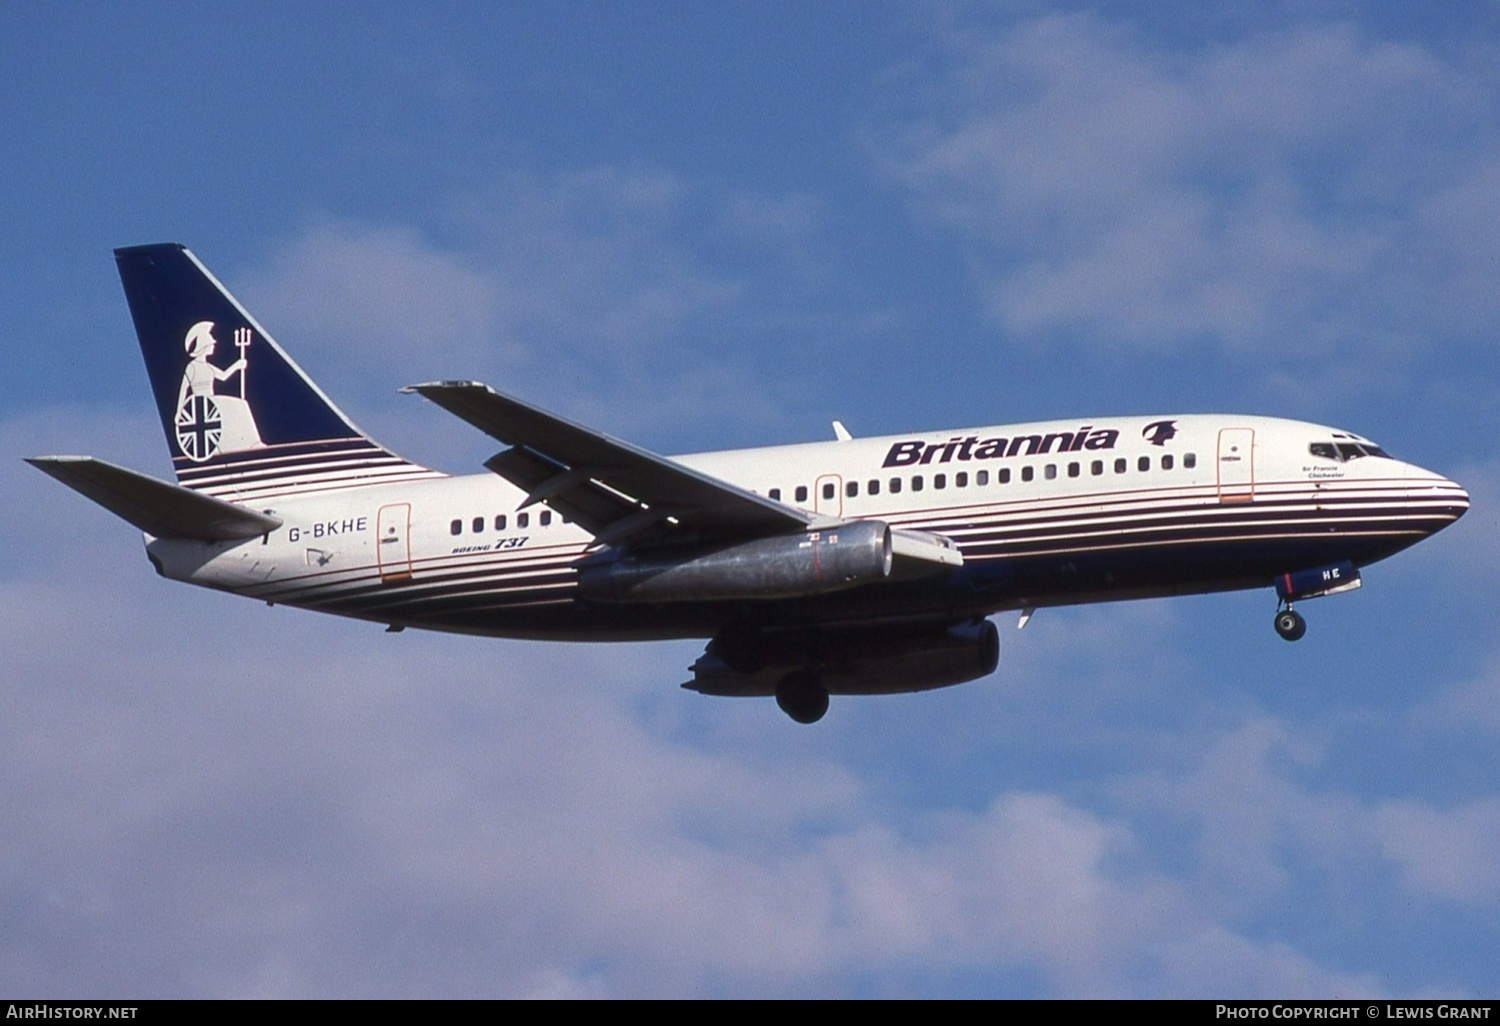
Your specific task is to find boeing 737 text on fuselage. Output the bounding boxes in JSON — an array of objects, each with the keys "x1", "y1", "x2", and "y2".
[{"x1": 28, "y1": 245, "x2": 1470, "y2": 722}]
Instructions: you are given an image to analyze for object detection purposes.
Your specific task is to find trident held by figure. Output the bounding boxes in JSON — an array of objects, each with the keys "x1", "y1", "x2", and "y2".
[{"x1": 235, "y1": 326, "x2": 252, "y2": 399}]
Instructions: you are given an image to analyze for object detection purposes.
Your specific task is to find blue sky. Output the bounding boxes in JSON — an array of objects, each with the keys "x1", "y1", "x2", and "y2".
[{"x1": 3, "y1": 2, "x2": 1498, "y2": 998}]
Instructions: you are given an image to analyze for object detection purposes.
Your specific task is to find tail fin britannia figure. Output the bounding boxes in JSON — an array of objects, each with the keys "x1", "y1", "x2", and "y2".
[{"x1": 115, "y1": 244, "x2": 440, "y2": 502}]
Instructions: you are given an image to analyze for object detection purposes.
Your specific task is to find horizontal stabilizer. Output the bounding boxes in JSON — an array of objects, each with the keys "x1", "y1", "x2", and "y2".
[{"x1": 27, "y1": 456, "x2": 282, "y2": 541}]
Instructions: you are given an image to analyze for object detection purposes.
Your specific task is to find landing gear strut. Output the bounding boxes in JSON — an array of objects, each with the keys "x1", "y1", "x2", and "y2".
[
  {"x1": 1274, "y1": 605, "x2": 1306, "y2": 642},
  {"x1": 775, "y1": 670, "x2": 829, "y2": 724}
]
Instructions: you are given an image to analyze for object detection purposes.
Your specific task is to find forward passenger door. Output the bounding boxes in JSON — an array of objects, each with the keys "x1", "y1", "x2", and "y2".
[{"x1": 1217, "y1": 428, "x2": 1255, "y2": 503}]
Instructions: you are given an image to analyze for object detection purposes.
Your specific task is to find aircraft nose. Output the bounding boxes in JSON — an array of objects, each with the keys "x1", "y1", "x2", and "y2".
[
  {"x1": 1449, "y1": 479, "x2": 1470, "y2": 521},
  {"x1": 1405, "y1": 462, "x2": 1469, "y2": 530}
]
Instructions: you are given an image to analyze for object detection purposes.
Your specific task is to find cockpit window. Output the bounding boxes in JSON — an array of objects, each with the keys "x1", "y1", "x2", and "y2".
[{"x1": 1310, "y1": 441, "x2": 1393, "y2": 462}]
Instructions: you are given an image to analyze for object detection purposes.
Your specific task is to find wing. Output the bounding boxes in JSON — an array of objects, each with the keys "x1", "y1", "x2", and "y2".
[
  {"x1": 28, "y1": 456, "x2": 283, "y2": 541},
  {"x1": 402, "y1": 381, "x2": 816, "y2": 545}
]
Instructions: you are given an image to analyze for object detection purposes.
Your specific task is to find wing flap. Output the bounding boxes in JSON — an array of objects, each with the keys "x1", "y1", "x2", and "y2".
[
  {"x1": 405, "y1": 380, "x2": 812, "y2": 542},
  {"x1": 27, "y1": 456, "x2": 282, "y2": 541},
  {"x1": 481, "y1": 446, "x2": 636, "y2": 536}
]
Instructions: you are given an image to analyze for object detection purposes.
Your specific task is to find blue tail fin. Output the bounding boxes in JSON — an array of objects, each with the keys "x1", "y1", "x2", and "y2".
[{"x1": 115, "y1": 244, "x2": 441, "y2": 501}]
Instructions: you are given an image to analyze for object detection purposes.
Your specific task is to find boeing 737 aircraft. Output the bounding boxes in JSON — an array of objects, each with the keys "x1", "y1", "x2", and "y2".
[{"x1": 29, "y1": 245, "x2": 1470, "y2": 722}]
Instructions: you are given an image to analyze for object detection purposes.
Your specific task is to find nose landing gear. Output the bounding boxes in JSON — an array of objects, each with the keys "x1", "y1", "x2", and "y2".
[
  {"x1": 1271, "y1": 561, "x2": 1362, "y2": 641},
  {"x1": 1273, "y1": 605, "x2": 1306, "y2": 642}
]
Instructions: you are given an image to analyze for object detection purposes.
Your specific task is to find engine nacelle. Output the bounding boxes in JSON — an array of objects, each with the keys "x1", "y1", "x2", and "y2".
[
  {"x1": 578, "y1": 520, "x2": 893, "y2": 603},
  {"x1": 688, "y1": 618, "x2": 1001, "y2": 697},
  {"x1": 1274, "y1": 561, "x2": 1362, "y2": 602}
]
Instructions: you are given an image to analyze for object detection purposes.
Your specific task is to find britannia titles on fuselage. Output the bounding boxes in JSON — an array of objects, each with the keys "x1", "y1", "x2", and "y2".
[{"x1": 882, "y1": 427, "x2": 1122, "y2": 469}]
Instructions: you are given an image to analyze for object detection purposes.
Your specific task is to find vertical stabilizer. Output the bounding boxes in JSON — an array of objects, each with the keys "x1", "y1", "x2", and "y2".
[{"x1": 115, "y1": 244, "x2": 442, "y2": 501}]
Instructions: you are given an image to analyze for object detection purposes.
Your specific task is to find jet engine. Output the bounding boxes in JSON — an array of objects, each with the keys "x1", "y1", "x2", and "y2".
[
  {"x1": 578, "y1": 520, "x2": 893, "y2": 603},
  {"x1": 685, "y1": 617, "x2": 1001, "y2": 698}
]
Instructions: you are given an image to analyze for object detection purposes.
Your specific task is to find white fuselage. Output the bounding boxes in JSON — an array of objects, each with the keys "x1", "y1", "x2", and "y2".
[{"x1": 147, "y1": 414, "x2": 1468, "y2": 641}]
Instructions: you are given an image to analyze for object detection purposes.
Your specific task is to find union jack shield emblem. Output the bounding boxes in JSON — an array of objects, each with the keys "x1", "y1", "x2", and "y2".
[{"x1": 175, "y1": 395, "x2": 222, "y2": 462}]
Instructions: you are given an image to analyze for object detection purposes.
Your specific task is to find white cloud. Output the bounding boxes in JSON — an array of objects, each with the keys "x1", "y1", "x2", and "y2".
[
  {"x1": 882, "y1": 15, "x2": 1500, "y2": 363},
  {"x1": 1375, "y1": 798, "x2": 1500, "y2": 902},
  {"x1": 1422, "y1": 662, "x2": 1500, "y2": 737},
  {"x1": 1118, "y1": 708, "x2": 1500, "y2": 956},
  {"x1": 238, "y1": 222, "x2": 505, "y2": 382},
  {"x1": 234, "y1": 170, "x2": 826, "y2": 454}
]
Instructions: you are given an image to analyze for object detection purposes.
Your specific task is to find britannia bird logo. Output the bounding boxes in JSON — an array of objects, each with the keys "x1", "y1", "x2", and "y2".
[{"x1": 1142, "y1": 419, "x2": 1178, "y2": 447}]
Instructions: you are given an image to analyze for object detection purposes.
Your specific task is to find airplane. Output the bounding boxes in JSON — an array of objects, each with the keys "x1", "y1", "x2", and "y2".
[{"x1": 28, "y1": 244, "x2": 1470, "y2": 723}]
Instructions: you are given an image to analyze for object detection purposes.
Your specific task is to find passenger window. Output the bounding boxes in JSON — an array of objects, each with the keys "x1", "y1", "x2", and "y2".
[
  {"x1": 956, "y1": 472, "x2": 968, "y2": 487},
  {"x1": 795, "y1": 485, "x2": 808, "y2": 503},
  {"x1": 912, "y1": 475, "x2": 924, "y2": 492},
  {"x1": 1114, "y1": 458, "x2": 1126, "y2": 474},
  {"x1": 450, "y1": 519, "x2": 462, "y2": 536},
  {"x1": 1067, "y1": 462, "x2": 1080, "y2": 478},
  {"x1": 1045, "y1": 464, "x2": 1057, "y2": 480},
  {"x1": 889, "y1": 477, "x2": 902, "y2": 494},
  {"x1": 822, "y1": 482, "x2": 835, "y2": 500},
  {"x1": 1091, "y1": 460, "x2": 1103, "y2": 476},
  {"x1": 1138, "y1": 456, "x2": 1150, "y2": 472},
  {"x1": 495, "y1": 515, "x2": 507, "y2": 531},
  {"x1": 769, "y1": 488, "x2": 781, "y2": 501},
  {"x1": 472, "y1": 516, "x2": 484, "y2": 533},
  {"x1": 846, "y1": 480, "x2": 859, "y2": 498},
  {"x1": 1021, "y1": 466, "x2": 1033, "y2": 482},
  {"x1": 976, "y1": 470, "x2": 989, "y2": 486},
  {"x1": 1163, "y1": 454, "x2": 1174, "y2": 470},
  {"x1": 934, "y1": 474, "x2": 946, "y2": 489},
  {"x1": 1000, "y1": 468, "x2": 1011, "y2": 484},
  {"x1": 1184, "y1": 453, "x2": 1197, "y2": 469},
  {"x1": 868, "y1": 479, "x2": 880, "y2": 496},
  {"x1": 540, "y1": 511, "x2": 552, "y2": 526},
  {"x1": 517, "y1": 512, "x2": 529, "y2": 528}
]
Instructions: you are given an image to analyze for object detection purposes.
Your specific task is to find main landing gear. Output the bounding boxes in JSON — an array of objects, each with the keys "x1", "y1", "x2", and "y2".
[
  {"x1": 775, "y1": 669, "x2": 829, "y2": 724},
  {"x1": 1273, "y1": 604, "x2": 1307, "y2": 642}
]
